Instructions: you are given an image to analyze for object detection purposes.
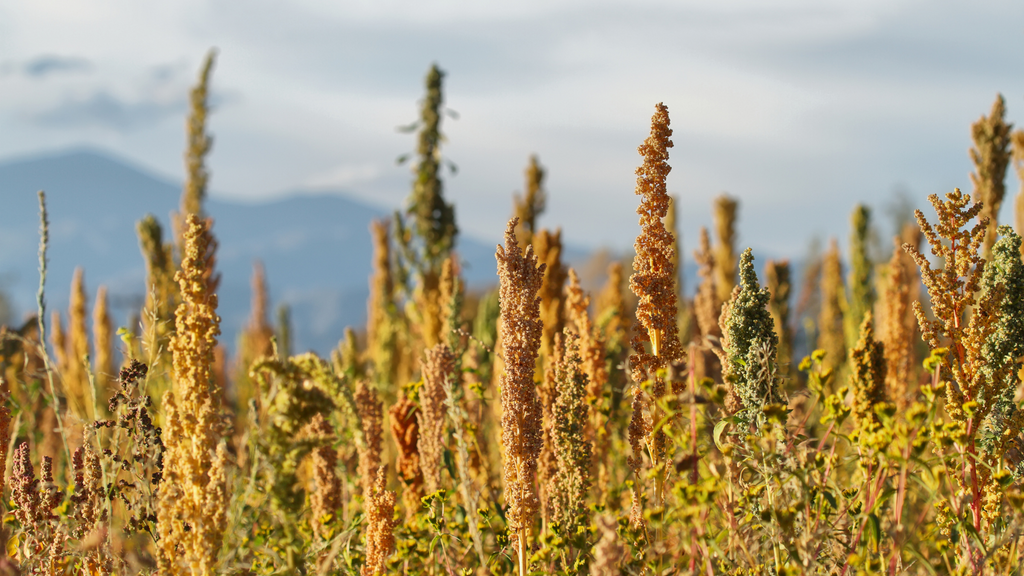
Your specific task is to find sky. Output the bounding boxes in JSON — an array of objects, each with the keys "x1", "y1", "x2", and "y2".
[{"x1": 1, "y1": 0, "x2": 1023, "y2": 260}]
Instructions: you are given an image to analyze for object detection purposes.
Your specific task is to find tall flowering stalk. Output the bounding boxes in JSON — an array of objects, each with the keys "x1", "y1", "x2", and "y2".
[
  {"x1": 276, "y1": 304, "x2": 292, "y2": 357},
  {"x1": 879, "y1": 239, "x2": 915, "y2": 408},
  {"x1": 717, "y1": 248, "x2": 783, "y2": 429},
  {"x1": 419, "y1": 343, "x2": 455, "y2": 494},
  {"x1": 367, "y1": 219, "x2": 403, "y2": 386},
  {"x1": 628, "y1": 103, "x2": 684, "y2": 527},
  {"x1": 629, "y1": 103, "x2": 683, "y2": 373},
  {"x1": 665, "y1": 195, "x2": 687, "y2": 337},
  {"x1": 66, "y1": 267, "x2": 92, "y2": 420},
  {"x1": 538, "y1": 342, "x2": 560, "y2": 527},
  {"x1": 712, "y1": 194, "x2": 739, "y2": 305},
  {"x1": 535, "y1": 228, "x2": 567, "y2": 528},
  {"x1": 496, "y1": 217, "x2": 546, "y2": 576},
  {"x1": 438, "y1": 256, "x2": 462, "y2": 350},
  {"x1": 156, "y1": 215, "x2": 228, "y2": 576},
  {"x1": 970, "y1": 94, "x2": 1012, "y2": 256},
  {"x1": 405, "y1": 64, "x2": 457, "y2": 275},
  {"x1": 597, "y1": 261, "x2": 627, "y2": 350},
  {"x1": 137, "y1": 214, "x2": 177, "y2": 370},
  {"x1": 233, "y1": 262, "x2": 274, "y2": 436},
  {"x1": 175, "y1": 49, "x2": 216, "y2": 253},
  {"x1": 50, "y1": 311, "x2": 68, "y2": 383},
  {"x1": 535, "y1": 228, "x2": 567, "y2": 362},
  {"x1": 596, "y1": 260, "x2": 630, "y2": 436},
  {"x1": 441, "y1": 366, "x2": 487, "y2": 566},
  {"x1": 397, "y1": 64, "x2": 458, "y2": 351},
  {"x1": 903, "y1": 191, "x2": 1024, "y2": 538},
  {"x1": 308, "y1": 413, "x2": 342, "y2": 541},
  {"x1": 362, "y1": 466, "x2": 396, "y2": 576},
  {"x1": 565, "y1": 269, "x2": 608, "y2": 411},
  {"x1": 848, "y1": 312, "x2": 887, "y2": 435},
  {"x1": 241, "y1": 262, "x2": 274, "y2": 361},
  {"x1": 977, "y1": 226, "x2": 1024, "y2": 460},
  {"x1": 92, "y1": 285, "x2": 113, "y2": 407},
  {"x1": 764, "y1": 260, "x2": 792, "y2": 374},
  {"x1": 1011, "y1": 126, "x2": 1024, "y2": 247},
  {"x1": 817, "y1": 239, "x2": 846, "y2": 373},
  {"x1": 565, "y1": 268, "x2": 610, "y2": 499},
  {"x1": 513, "y1": 155, "x2": 547, "y2": 247},
  {"x1": 550, "y1": 331, "x2": 593, "y2": 541},
  {"x1": 845, "y1": 205, "x2": 874, "y2": 349},
  {"x1": 356, "y1": 380, "x2": 384, "y2": 501},
  {"x1": 693, "y1": 227, "x2": 723, "y2": 382}
]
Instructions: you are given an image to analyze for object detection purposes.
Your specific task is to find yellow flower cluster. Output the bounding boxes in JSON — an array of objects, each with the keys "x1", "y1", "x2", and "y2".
[{"x1": 157, "y1": 214, "x2": 228, "y2": 576}]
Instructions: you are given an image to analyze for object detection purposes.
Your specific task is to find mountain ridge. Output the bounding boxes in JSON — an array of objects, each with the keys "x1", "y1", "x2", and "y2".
[{"x1": 0, "y1": 147, "x2": 518, "y2": 355}]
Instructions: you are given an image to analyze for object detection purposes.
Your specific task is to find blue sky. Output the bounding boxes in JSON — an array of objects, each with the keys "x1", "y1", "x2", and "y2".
[{"x1": 1, "y1": 0, "x2": 1023, "y2": 259}]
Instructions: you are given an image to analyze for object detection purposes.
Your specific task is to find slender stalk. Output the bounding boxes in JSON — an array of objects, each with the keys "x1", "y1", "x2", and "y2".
[
  {"x1": 516, "y1": 447, "x2": 527, "y2": 576},
  {"x1": 886, "y1": 428, "x2": 917, "y2": 574},
  {"x1": 35, "y1": 191, "x2": 72, "y2": 475},
  {"x1": 762, "y1": 451, "x2": 781, "y2": 574},
  {"x1": 689, "y1": 343, "x2": 699, "y2": 485}
]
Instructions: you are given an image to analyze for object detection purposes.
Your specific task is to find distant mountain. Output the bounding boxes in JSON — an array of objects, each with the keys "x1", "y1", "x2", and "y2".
[{"x1": 0, "y1": 147, "x2": 510, "y2": 355}]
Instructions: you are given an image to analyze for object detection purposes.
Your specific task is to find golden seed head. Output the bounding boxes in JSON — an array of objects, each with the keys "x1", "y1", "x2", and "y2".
[
  {"x1": 418, "y1": 343, "x2": 455, "y2": 494},
  {"x1": 629, "y1": 103, "x2": 683, "y2": 381},
  {"x1": 495, "y1": 217, "x2": 546, "y2": 547}
]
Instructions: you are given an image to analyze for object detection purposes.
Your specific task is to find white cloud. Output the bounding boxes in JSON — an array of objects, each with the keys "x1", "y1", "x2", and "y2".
[{"x1": 303, "y1": 163, "x2": 383, "y2": 190}]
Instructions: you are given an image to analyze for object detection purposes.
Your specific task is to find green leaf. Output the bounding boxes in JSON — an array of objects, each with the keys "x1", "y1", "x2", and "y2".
[
  {"x1": 713, "y1": 419, "x2": 731, "y2": 451},
  {"x1": 867, "y1": 513, "x2": 881, "y2": 546},
  {"x1": 822, "y1": 491, "x2": 837, "y2": 510},
  {"x1": 396, "y1": 121, "x2": 420, "y2": 133}
]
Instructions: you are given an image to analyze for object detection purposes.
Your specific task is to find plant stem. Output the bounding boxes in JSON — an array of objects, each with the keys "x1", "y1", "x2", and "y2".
[{"x1": 35, "y1": 191, "x2": 73, "y2": 478}]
